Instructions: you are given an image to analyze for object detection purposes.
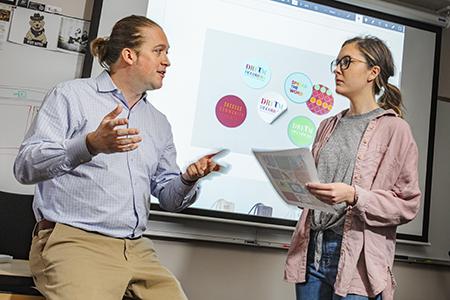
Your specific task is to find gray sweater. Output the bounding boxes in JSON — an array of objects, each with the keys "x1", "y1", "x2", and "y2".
[{"x1": 310, "y1": 107, "x2": 384, "y2": 269}]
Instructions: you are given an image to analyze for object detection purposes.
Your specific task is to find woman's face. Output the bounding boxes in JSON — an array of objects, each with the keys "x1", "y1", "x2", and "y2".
[{"x1": 333, "y1": 42, "x2": 375, "y2": 99}]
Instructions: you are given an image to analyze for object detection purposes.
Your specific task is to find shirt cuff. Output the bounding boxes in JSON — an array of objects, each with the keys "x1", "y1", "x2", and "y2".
[
  {"x1": 174, "y1": 175, "x2": 199, "y2": 196},
  {"x1": 64, "y1": 134, "x2": 93, "y2": 167},
  {"x1": 351, "y1": 185, "x2": 368, "y2": 217},
  {"x1": 180, "y1": 173, "x2": 197, "y2": 186}
]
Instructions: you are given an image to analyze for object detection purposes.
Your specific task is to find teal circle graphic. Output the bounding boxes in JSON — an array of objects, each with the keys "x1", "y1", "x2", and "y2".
[
  {"x1": 284, "y1": 72, "x2": 313, "y2": 104},
  {"x1": 242, "y1": 59, "x2": 271, "y2": 89},
  {"x1": 287, "y1": 116, "x2": 316, "y2": 147}
]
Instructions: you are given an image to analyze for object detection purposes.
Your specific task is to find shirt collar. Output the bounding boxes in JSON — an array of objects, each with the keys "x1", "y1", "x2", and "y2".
[
  {"x1": 95, "y1": 70, "x2": 149, "y2": 103},
  {"x1": 335, "y1": 107, "x2": 397, "y2": 122},
  {"x1": 95, "y1": 70, "x2": 117, "y2": 93}
]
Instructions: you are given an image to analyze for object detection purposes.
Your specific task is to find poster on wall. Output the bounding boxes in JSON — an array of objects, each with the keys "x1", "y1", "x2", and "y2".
[
  {"x1": 0, "y1": 4, "x2": 12, "y2": 50},
  {"x1": 0, "y1": 0, "x2": 16, "y2": 5},
  {"x1": 16, "y1": 0, "x2": 27, "y2": 7},
  {"x1": 57, "y1": 17, "x2": 89, "y2": 54},
  {"x1": 8, "y1": 6, "x2": 60, "y2": 49}
]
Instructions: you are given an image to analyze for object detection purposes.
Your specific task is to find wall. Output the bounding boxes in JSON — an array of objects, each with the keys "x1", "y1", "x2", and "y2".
[
  {"x1": 439, "y1": 24, "x2": 450, "y2": 98},
  {"x1": 154, "y1": 239, "x2": 293, "y2": 299},
  {"x1": 153, "y1": 238, "x2": 450, "y2": 300},
  {"x1": 36, "y1": 0, "x2": 93, "y2": 19}
]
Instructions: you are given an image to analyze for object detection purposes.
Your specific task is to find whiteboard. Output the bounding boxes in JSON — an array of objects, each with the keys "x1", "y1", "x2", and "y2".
[{"x1": 141, "y1": 0, "x2": 438, "y2": 242}]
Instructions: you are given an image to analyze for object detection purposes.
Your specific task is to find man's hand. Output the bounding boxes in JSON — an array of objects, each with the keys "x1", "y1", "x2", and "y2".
[
  {"x1": 181, "y1": 153, "x2": 221, "y2": 183},
  {"x1": 306, "y1": 182, "x2": 356, "y2": 206},
  {"x1": 86, "y1": 105, "x2": 142, "y2": 155}
]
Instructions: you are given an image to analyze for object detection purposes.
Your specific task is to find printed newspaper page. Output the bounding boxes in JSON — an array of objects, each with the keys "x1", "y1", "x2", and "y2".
[{"x1": 253, "y1": 148, "x2": 335, "y2": 214}]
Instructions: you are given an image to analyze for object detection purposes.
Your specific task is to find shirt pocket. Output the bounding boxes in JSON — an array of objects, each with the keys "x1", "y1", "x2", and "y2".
[
  {"x1": 365, "y1": 143, "x2": 388, "y2": 171},
  {"x1": 367, "y1": 143, "x2": 400, "y2": 189}
]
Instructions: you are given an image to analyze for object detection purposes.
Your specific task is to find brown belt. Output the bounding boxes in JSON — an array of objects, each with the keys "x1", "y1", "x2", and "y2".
[{"x1": 34, "y1": 219, "x2": 56, "y2": 237}]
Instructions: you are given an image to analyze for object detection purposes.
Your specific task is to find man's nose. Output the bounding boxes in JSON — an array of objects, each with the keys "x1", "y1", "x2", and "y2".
[{"x1": 163, "y1": 55, "x2": 170, "y2": 67}]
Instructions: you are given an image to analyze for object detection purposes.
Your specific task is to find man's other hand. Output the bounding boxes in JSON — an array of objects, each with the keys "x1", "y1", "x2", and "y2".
[{"x1": 181, "y1": 153, "x2": 222, "y2": 183}]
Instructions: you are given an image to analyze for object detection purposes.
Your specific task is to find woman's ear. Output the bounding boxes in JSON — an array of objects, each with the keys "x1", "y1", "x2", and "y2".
[{"x1": 367, "y1": 65, "x2": 381, "y2": 83}]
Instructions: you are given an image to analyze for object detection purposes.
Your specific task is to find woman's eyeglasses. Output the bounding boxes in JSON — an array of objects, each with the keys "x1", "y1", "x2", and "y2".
[{"x1": 330, "y1": 55, "x2": 367, "y2": 73}]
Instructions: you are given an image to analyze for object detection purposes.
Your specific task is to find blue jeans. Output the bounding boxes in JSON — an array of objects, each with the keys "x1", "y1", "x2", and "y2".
[{"x1": 295, "y1": 230, "x2": 381, "y2": 300}]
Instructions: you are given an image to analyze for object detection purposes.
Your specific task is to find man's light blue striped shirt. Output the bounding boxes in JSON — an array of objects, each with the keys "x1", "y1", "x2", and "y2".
[{"x1": 14, "y1": 71, "x2": 198, "y2": 238}]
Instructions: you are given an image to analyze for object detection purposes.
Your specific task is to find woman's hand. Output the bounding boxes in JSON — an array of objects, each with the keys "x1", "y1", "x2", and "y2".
[{"x1": 306, "y1": 182, "x2": 356, "y2": 206}]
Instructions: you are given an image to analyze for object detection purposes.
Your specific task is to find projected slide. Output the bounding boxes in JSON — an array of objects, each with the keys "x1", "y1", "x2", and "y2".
[
  {"x1": 147, "y1": 0, "x2": 405, "y2": 221},
  {"x1": 192, "y1": 29, "x2": 337, "y2": 154}
]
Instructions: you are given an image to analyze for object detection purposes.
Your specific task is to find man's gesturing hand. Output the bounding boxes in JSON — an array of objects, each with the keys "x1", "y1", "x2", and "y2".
[
  {"x1": 86, "y1": 105, "x2": 142, "y2": 155},
  {"x1": 181, "y1": 153, "x2": 221, "y2": 183}
]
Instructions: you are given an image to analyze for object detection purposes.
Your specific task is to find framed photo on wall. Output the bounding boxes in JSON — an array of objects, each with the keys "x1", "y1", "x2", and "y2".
[
  {"x1": 16, "y1": 0, "x2": 28, "y2": 7},
  {"x1": 57, "y1": 17, "x2": 90, "y2": 54},
  {"x1": 8, "y1": 6, "x2": 61, "y2": 49},
  {"x1": 0, "y1": 0, "x2": 16, "y2": 5}
]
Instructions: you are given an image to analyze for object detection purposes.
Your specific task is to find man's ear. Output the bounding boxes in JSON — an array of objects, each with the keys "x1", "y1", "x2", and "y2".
[
  {"x1": 367, "y1": 65, "x2": 381, "y2": 83},
  {"x1": 121, "y1": 48, "x2": 137, "y2": 66}
]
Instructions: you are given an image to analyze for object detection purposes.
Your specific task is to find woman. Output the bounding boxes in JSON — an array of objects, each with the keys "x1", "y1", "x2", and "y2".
[{"x1": 284, "y1": 36, "x2": 421, "y2": 300}]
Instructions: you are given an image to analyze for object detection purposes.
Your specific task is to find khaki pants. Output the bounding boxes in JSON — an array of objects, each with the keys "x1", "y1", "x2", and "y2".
[{"x1": 29, "y1": 223, "x2": 187, "y2": 300}]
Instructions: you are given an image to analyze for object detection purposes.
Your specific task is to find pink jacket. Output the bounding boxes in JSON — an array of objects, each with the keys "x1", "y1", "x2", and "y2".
[{"x1": 284, "y1": 109, "x2": 421, "y2": 300}]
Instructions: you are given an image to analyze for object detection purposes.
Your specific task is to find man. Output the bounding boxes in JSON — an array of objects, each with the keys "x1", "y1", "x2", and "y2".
[{"x1": 14, "y1": 15, "x2": 218, "y2": 300}]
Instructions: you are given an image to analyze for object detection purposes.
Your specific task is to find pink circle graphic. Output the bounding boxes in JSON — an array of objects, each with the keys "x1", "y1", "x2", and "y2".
[
  {"x1": 215, "y1": 95, "x2": 247, "y2": 128},
  {"x1": 307, "y1": 84, "x2": 334, "y2": 115}
]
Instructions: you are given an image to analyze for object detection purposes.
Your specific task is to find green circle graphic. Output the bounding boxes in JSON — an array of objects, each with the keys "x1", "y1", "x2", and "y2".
[{"x1": 287, "y1": 116, "x2": 316, "y2": 147}]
